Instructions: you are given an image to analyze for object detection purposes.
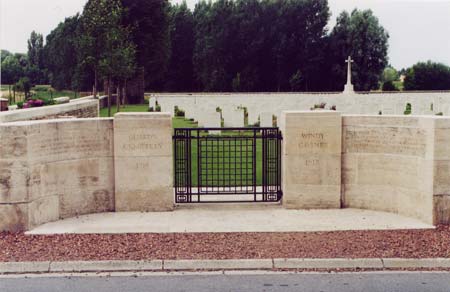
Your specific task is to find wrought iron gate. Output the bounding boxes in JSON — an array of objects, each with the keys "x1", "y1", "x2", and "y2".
[{"x1": 173, "y1": 127, "x2": 282, "y2": 203}]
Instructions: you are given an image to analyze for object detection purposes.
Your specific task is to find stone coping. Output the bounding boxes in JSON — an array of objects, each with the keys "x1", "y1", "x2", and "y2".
[
  {"x1": 0, "y1": 117, "x2": 113, "y2": 127},
  {"x1": 0, "y1": 98, "x2": 98, "y2": 123},
  {"x1": 148, "y1": 90, "x2": 450, "y2": 96},
  {"x1": 114, "y1": 112, "x2": 171, "y2": 119}
]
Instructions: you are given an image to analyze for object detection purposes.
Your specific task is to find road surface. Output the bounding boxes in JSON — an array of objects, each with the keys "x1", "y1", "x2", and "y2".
[{"x1": 1, "y1": 271, "x2": 450, "y2": 292}]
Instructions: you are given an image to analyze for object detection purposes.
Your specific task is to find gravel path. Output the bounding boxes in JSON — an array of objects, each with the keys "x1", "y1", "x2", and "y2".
[{"x1": 1, "y1": 226, "x2": 449, "y2": 262}]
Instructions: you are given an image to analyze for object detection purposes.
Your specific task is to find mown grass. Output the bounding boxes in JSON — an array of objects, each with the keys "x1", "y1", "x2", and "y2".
[
  {"x1": 172, "y1": 117, "x2": 265, "y2": 186},
  {"x1": 100, "y1": 104, "x2": 149, "y2": 117}
]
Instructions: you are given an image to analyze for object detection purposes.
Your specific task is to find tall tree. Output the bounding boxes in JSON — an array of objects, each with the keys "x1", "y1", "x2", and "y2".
[
  {"x1": 122, "y1": 0, "x2": 170, "y2": 99},
  {"x1": 165, "y1": 1, "x2": 194, "y2": 91},
  {"x1": 27, "y1": 31, "x2": 44, "y2": 69},
  {"x1": 44, "y1": 15, "x2": 84, "y2": 90},
  {"x1": 79, "y1": 0, "x2": 119, "y2": 98},
  {"x1": 27, "y1": 31, "x2": 46, "y2": 84},
  {"x1": 327, "y1": 9, "x2": 389, "y2": 91},
  {"x1": 83, "y1": 0, "x2": 136, "y2": 116}
]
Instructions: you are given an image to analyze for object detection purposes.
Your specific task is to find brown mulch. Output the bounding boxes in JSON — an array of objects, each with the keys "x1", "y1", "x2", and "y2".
[{"x1": 1, "y1": 226, "x2": 450, "y2": 262}]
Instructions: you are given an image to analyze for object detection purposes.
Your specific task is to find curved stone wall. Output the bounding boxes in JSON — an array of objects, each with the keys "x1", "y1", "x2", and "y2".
[
  {"x1": 0, "y1": 118, "x2": 114, "y2": 231},
  {"x1": 342, "y1": 115, "x2": 450, "y2": 224}
]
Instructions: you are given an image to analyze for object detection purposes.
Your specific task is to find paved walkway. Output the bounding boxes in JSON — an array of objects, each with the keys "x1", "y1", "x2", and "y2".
[{"x1": 26, "y1": 206, "x2": 433, "y2": 234}]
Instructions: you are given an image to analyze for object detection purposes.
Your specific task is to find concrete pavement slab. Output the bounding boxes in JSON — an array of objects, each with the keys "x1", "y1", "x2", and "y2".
[{"x1": 26, "y1": 207, "x2": 434, "y2": 234}]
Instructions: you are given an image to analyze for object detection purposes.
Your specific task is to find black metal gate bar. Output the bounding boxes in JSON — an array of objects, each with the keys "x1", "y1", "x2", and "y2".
[{"x1": 173, "y1": 127, "x2": 282, "y2": 203}]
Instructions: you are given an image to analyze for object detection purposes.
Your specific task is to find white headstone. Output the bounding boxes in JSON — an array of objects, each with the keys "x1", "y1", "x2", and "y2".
[
  {"x1": 221, "y1": 106, "x2": 233, "y2": 127},
  {"x1": 222, "y1": 107, "x2": 244, "y2": 127},
  {"x1": 230, "y1": 108, "x2": 245, "y2": 127},
  {"x1": 247, "y1": 110, "x2": 259, "y2": 126},
  {"x1": 202, "y1": 112, "x2": 221, "y2": 134},
  {"x1": 260, "y1": 112, "x2": 273, "y2": 127},
  {"x1": 149, "y1": 97, "x2": 156, "y2": 109}
]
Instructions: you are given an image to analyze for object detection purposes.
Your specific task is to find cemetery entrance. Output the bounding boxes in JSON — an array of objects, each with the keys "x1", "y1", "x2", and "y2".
[{"x1": 173, "y1": 127, "x2": 283, "y2": 203}]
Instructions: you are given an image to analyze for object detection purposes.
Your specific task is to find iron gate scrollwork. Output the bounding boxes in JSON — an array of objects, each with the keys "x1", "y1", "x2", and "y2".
[{"x1": 173, "y1": 127, "x2": 282, "y2": 203}]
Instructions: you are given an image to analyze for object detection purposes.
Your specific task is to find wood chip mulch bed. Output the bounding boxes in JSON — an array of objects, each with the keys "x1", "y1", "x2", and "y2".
[{"x1": 1, "y1": 225, "x2": 449, "y2": 262}]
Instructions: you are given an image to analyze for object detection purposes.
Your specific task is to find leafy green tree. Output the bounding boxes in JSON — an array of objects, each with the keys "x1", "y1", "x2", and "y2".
[
  {"x1": 44, "y1": 15, "x2": 87, "y2": 91},
  {"x1": 1, "y1": 54, "x2": 24, "y2": 101},
  {"x1": 79, "y1": 0, "x2": 119, "y2": 98},
  {"x1": 27, "y1": 31, "x2": 44, "y2": 69},
  {"x1": 122, "y1": 0, "x2": 170, "y2": 99},
  {"x1": 327, "y1": 9, "x2": 389, "y2": 91},
  {"x1": 1, "y1": 50, "x2": 12, "y2": 63},
  {"x1": 84, "y1": 0, "x2": 136, "y2": 116},
  {"x1": 27, "y1": 31, "x2": 47, "y2": 84},
  {"x1": 382, "y1": 67, "x2": 399, "y2": 83},
  {"x1": 193, "y1": 0, "x2": 235, "y2": 91},
  {"x1": 165, "y1": 1, "x2": 194, "y2": 91},
  {"x1": 404, "y1": 61, "x2": 450, "y2": 90},
  {"x1": 1, "y1": 55, "x2": 23, "y2": 84},
  {"x1": 192, "y1": 0, "x2": 330, "y2": 92}
]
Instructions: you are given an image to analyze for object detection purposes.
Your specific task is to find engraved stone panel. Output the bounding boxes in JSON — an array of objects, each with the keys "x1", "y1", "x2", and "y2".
[
  {"x1": 343, "y1": 126, "x2": 427, "y2": 156},
  {"x1": 281, "y1": 111, "x2": 341, "y2": 209},
  {"x1": 114, "y1": 113, "x2": 174, "y2": 211}
]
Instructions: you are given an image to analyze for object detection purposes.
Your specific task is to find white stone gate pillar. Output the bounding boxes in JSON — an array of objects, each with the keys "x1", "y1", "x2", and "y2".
[
  {"x1": 114, "y1": 112, "x2": 174, "y2": 211},
  {"x1": 280, "y1": 111, "x2": 342, "y2": 209}
]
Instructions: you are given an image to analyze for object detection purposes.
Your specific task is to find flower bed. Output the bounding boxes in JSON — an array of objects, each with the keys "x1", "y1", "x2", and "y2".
[{"x1": 17, "y1": 97, "x2": 55, "y2": 109}]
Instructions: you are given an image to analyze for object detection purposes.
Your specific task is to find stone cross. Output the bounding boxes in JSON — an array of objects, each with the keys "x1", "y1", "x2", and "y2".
[
  {"x1": 344, "y1": 56, "x2": 355, "y2": 93},
  {"x1": 345, "y1": 56, "x2": 354, "y2": 85}
]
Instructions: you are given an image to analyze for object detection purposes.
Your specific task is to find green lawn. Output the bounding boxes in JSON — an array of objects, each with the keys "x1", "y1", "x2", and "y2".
[
  {"x1": 33, "y1": 90, "x2": 79, "y2": 100},
  {"x1": 100, "y1": 104, "x2": 149, "y2": 117},
  {"x1": 174, "y1": 126, "x2": 266, "y2": 187}
]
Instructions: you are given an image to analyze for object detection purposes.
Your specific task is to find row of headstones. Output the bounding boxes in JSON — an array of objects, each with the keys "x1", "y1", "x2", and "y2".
[
  {"x1": 187, "y1": 108, "x2": 275, "y2": 128},
  {"x1": 149, "y1": 97, "x2": 449, "y2": 127},
  {"x1": 149, "y1": 98, "x2": 279, "y2": 125}
]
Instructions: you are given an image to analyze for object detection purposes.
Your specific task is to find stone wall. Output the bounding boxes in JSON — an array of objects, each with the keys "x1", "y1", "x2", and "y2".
[
  {"x1": 431, "y1": 118, "x2": 450, "y2": 224},
  {"x1": 0, "y1": 98, "x2": 99, "y2": 124},
  {"x1": 151, "y1": 91, "x2": 450, "y2": 124},
  {"x1": 341, "y1": 115, "x2": 450, "y2": 225},
  {"x1": 342, "y1": 115, "x2": 435, "y2": 224},
  {"x1": 0, "y1": 118, "x2": 114, "y2": 231}
]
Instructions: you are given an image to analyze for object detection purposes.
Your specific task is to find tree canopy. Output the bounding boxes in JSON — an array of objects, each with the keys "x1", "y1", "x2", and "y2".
[
  {"x1": 3, "y1": 0, "x2": 398, "y2": 94},
  {"x1": 404, "y1": 61, "x2": 450, "y2": 90},
  {"x1": 327, "y1": 9, "x2": 389, "y2": 91}
]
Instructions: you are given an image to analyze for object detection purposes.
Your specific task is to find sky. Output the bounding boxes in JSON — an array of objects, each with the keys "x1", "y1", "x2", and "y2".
[{"x1": 1, "y1": 0, "x2": 449, "y2": 70}]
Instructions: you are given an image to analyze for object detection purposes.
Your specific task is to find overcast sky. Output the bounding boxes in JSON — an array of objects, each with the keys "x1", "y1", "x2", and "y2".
[{"x1": 1, "y1": 0, "x2": 449, "y2": 69}]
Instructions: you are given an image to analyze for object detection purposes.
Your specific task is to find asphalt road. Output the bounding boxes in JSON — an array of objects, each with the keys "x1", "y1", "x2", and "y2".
[{"x1": 1, "y1": 271, "x2": 450, "y2": 292}]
